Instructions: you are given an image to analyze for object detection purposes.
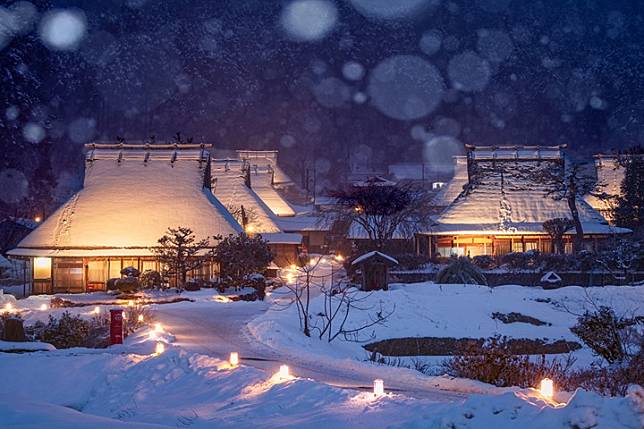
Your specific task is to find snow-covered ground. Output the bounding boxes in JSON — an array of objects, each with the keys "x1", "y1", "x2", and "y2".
[
  {"x1": 1, "y1": 282, "x2": 642, "y2": 428},
  {"x1": 1, "y1": 345, "x2": 642, "y2": 428},
  {"x1": 250, "y1": 282, "x2": 644, "y2": 370}
]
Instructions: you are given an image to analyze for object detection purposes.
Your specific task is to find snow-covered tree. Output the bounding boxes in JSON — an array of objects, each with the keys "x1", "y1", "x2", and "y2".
[{"x1": 211, "y1": 232, "x2": 272, "y2": 288}]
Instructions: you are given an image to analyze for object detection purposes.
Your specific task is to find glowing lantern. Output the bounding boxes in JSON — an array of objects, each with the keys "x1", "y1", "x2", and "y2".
[
  {"x1": 34, "y1": 216, "x2": 42, "y2": 223},
  {"x1": 4, "y1": 303, "x2": 14, "y2": 313},
  {"x1": 39, "y1": 304, "x2": 48, "y2": 311},
  {"x1": 540, "y1": 378, "x2": 554, "y2": 399},
  {"x1": 137, "y1": 314, "x2": 144, "y2": 323},
  {"x1": 127, "y1": 300, "x2": 134, "y2": 307},
  {"x1": 93, "y1": 306, "x2": 100, "y2": 315},
  {"x1": 279, "y1": 364, "x2": 290, "y2": 379},
  {"x1": 155, "y1": 342, "x2": 165, "y2": 354},
  {"x1": 285, "y1": 272, "x2": 295, "y2": 285},
  {"x1": 373, "y1": 379, "x2": 384, "y2": 396},
  {"x1": 334, "y1": 254, "x2": 345, "y2": 262},
  {"x1": 154, "y1": 323, "x2": 163, "y2": 333},
  {"x1": 289, "y1": 264, "x2": 297, "y2": 270},
  {"x1": 246, "y1": 225, "x2": 255, "y2": 234},
  {"x1": 229, "y1": 352, "x2": 239, "y2": 366}
]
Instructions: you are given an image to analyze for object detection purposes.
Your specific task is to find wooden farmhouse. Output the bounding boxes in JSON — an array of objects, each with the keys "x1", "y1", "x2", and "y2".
[
  {"x1": 7, "y1": 144, "x2": 308, "y2": 294},
  {"x1": 416, "y1": 145, "x2": 630, "y2": 258}
]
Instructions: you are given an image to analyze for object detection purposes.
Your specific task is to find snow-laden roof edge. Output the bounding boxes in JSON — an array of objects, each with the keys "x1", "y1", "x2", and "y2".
[{"x1": 351, "y1": 251, "x2": 398, "y2": 266}]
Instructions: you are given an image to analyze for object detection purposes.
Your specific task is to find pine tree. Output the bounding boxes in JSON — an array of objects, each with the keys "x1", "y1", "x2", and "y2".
[
  {"x1": 612, "y1": 149, "x2": 644, "y2": 233},
  {"x1": 151, "y1": 227, "x2": 213, "y2": 289}
]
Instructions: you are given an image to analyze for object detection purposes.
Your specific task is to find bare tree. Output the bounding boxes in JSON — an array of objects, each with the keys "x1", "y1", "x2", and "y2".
[
  {"x1": 542, "y1": 218, "x2": 575, "y2": 254},
  {"x1": 283, "y1": 254, "x2": 394, "y2": 342},
  {"x1": 323, "y1": 180, "x2": 433, "y2": 250},
  {"x1": 314, "y1": 280, "x2": 395, "y2": 343}
]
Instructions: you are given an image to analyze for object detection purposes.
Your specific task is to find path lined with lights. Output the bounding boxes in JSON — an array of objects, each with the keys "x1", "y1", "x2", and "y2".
[{"x1": 154, "y1": 302, "x2": 467, "y2": 402}]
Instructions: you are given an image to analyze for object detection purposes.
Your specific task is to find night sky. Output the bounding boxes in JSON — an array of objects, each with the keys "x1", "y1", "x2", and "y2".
[{"x1": 1, "y1": 0, "x2": 644, "y2": 216}]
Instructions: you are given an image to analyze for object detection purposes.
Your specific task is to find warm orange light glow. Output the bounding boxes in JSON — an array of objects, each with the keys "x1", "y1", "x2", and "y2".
[
  {"x1": 373, "y1": 379, "x2": 384, "y2": 396},
  {"x1": 279, "y1": 364, "x2": 290, "y2": 379},
  {"x1": 334, "y1": 254, "x2": 345, "y2": 262},
  {"x1": 34, "y1": 216, "x2": 42, "y2": 223},
  {"x1": 285, "y1": 272, "x2": 295, "y2": 284},
  {"x1": 3, "y1": 303, "x2": 14, "y2": 313},
  {"x1": 39, "y1": 304, "x2": 48, "y2": 311},
  {"x1": 289, "y1": 264, "x2": 297, "y2": 270},
  {"x1": 229, "y1": 352, "x2": 239, "y2": 366},
  {"x1": 540, "y1": 378, "x2": 554, "y2": 399},
  {"x1": 154, "y1": 323, "x2": 163, "y2": 333},
  {"x1": 33, "y1": 257, "x2": 51, "y2": 280},
  {"x1": 127, "y1": 300, "x2": 135, "y2": 307},
  {"x1": 155, "y1": 342, "x2": 165, "y2": 354},
  {"x1": 93, "y1": 306, "x2": 100, "y2": 315},
  {"x1": 137, "y1": 314, "x2": 144, "y2": 323},
  {"x1": 245, "y1": 225, "x2": 255, "y2": 234}
]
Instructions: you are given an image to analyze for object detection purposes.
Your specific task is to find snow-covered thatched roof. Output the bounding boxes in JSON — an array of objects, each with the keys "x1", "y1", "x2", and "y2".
[
  {"x1": 9, "y1": 144, "x2": 243, "y2": 257},
  {"x1": 431, "y1": 156, "x2": 468, "y2": 207},
  {"x1": 237, "y1": 150, "x2": 293, "y2": 185},
  {"x1": 212, "y1": 160, "x2": 281, "y2": 233},
  {"x1": 428, "y1": 146, "x2": 630, "y2": 236},
  {"x1": 212, "y1": 160, "x2": 301, "y2": 244},
  {"x1": 249, "y1": 168, "x2": 296, "y2": 217},
  {"x1": 584, "y1": 155, "x2": 624, "y2": 214}
]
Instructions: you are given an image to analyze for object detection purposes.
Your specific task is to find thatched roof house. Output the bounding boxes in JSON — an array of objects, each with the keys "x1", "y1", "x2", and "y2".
[
  {"x1": 8, "y1": 144, "x2": 242, "y2": 293},
  {"x1": 417, "y1": 145, "x2": 629, "y2": 258}
]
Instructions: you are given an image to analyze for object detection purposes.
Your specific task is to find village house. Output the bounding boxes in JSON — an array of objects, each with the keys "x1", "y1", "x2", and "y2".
[
  {"x1": 211, "y1": 158, "x2": 301, "y2": 265},
  {"x1": 416, "y1": 145, "x2": 630, "y2": 258},
  {"x1": 7, "y1": 144, "x2": 244, "y2": 294}
]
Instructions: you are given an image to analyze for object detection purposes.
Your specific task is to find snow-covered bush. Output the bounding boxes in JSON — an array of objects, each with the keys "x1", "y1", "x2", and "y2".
[
  {"x1": 443, "y1": 335, "x2": 573, "y2": 389},
  {"x1": 40, "y1": 311, "x2": 91, "y2": 349},
  {"x1": 140, "y1": 270, "x2": 162, "y2": 289},
  {"x1": 501, "y1": 251, "x2": 541, "y2": 270},
  {"x1": 570, "y1": 306, "x2": 643, "y2": 364},
  {"x1": 435, "y1": 257, "x2": 487, "y2": 285},
  {"x1": 568, "y1": 348, "x2": 644, "y2": 396},
  {"x1": 472, "y1": 255, "x2": 496, "y2": 270},
  {"x1": 394, "y1": 253, "x2": 433, "y2": 270}
]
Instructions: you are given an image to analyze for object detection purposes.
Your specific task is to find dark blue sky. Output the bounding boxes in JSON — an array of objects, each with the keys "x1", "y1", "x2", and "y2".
[{"x1": 1, "y1": 0, "x2": 644, "y2": 213}]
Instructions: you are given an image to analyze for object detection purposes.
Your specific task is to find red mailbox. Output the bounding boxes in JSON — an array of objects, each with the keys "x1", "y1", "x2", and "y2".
[{"x1": 110, "y1": 309, "x2": 124, "y2": 345}]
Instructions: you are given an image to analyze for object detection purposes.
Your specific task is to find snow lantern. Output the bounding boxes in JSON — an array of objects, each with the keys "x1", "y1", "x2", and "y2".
[
  {"x1": 540, "y1": 378, "x2": 554, "y2": 399},
  {"x1": 155, "y1": 342, "x2": 165, "y2": 355},
  {"x1": 279, "y1": 364, "x2": 290, "y2": 379},
  {"x1": 229, "y1": 352, "x2": 239, "y2": 367},
  {"x1": 373, "y1": 379, "x2": 384, "y2": 396}
]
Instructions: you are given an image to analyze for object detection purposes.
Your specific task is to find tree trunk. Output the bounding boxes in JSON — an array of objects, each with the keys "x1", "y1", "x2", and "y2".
[{"x1": 567, "y1": 195, "x2": 584, "y2": 253}]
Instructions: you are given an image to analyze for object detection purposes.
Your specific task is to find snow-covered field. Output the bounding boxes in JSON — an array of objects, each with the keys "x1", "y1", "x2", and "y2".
[
  {"x1": 1, "y1": 283, "x2": 642, "y2": 428},
  {"x1": 250, "y1": 282, "x2": 644, "y2": 369}
]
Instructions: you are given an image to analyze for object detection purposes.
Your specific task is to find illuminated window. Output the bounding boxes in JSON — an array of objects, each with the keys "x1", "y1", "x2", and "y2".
[
  {"x1": 109, "y1": 258, "x2": 122, "y2": 278},
  {"x1": 87, "y1": 260, "x2": 108, "y2": 283},
  {"x1": 33, "y1": 257, "x2": 52, "y2": 280}
]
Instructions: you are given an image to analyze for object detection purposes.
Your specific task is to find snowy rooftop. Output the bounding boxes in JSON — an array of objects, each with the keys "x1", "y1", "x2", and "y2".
[
  {"x1": 351, "y1": 251, "x2": 398, "y2": 266},
  {"x1": 249, "y1": 168, "x2": 296, "y2": 217},
  {"x1": 431, "y1": 156, "x2": 468, "y2": 207},
  {"x1": 429, "y1": 147, "x2": 629, "y2": 236},
  {"x1": 211, "y1": 160, "x2": 282, "y2": 233},
  {"x1": 9, "y1": 145, "x2": 242, "y2": 257},
  {"x1": 584, "y1": 155, "x2": 625, "y2": 214}
]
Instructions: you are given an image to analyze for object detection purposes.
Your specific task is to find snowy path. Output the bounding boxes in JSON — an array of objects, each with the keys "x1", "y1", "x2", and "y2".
[{"x1": 154, "y1": 301, "x2": 466, "y2": 403}]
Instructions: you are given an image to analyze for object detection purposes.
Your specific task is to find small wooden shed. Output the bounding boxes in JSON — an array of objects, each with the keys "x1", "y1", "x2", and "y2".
[{"x1": 351, "y1": 251, "x2": 398, "y2": 291}]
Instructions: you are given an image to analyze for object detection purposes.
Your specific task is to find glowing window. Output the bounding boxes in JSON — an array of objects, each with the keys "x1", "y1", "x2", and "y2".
[{"x1": 33, "y1": 257, "x2": 52, "y2": 280}]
